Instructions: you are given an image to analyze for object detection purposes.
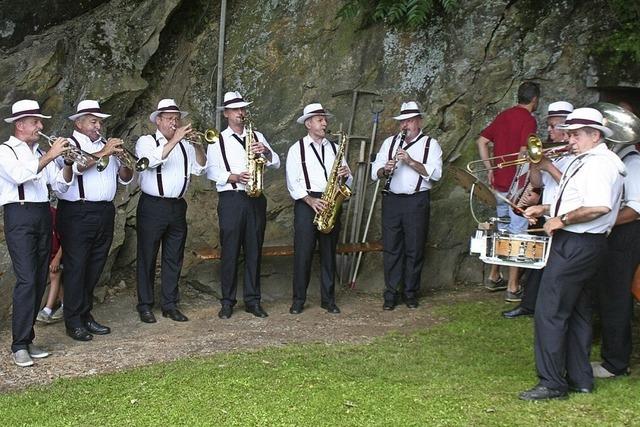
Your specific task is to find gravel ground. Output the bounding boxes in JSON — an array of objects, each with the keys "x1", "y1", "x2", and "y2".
[{"x1": 0, "y1": 285, "x2": 461, "y2": 393}]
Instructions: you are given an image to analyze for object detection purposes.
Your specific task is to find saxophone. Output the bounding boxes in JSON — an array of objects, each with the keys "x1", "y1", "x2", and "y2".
[
  {"x1": 243, "y1": 116, "x2": 265, "y2": 197},
  {"x1": 313, "y1": 130, "x2": 352, "y2": 233}
]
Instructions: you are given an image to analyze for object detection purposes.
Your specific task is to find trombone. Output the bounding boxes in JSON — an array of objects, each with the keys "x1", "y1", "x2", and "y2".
[
  {"x1": 38, "y1": 132, "x2": 109, "y2": 171},
  {"x1": 466, "y1": 134, "x2": 570, "y2": 174},
  {"x1": 96, "y1": 132, "x2": 149, "y2": 172}
]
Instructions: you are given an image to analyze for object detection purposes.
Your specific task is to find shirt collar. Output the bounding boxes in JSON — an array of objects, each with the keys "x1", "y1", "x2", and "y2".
[
  {"x1": 305, "y1": 134, "x2": 328, "y2": 147},
  {"x1": 155, "y1": 129, "x2": 168, "y2": 144},
  {"x1": 7, "y1": 135, "x2": 39, "y2": 153}
]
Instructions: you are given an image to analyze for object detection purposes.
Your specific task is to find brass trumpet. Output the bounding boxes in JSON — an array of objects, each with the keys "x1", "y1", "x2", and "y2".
[
  {"x1": 38, "y1": 131, "x2": 109, "y2": 171},
  {"x1": 185, "y1": 128, "x2": 220, "y2": 145},
  {"x1": 96, "y1": 132, "x2": 149, "y2": 172},
  {"x1": 466, "y1": 134, "x2": 571, "y2": 174}
]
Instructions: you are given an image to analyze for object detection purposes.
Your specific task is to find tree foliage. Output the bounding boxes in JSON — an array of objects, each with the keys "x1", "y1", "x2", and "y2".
[
  {"x1": 337, "y1": 0, "x2": 459, "y2": 29},
  {"x1": 592, "y1": 0, "x2": 640, "y2": 66}
]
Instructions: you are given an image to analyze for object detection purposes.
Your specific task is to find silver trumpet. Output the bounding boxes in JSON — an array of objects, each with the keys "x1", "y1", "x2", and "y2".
[
  {"x1": 97, "y1": 132, "x2": 149, "y2": 172},
  {"x1": 38, "y1": 132, "x2": 109, "y2": 171}
]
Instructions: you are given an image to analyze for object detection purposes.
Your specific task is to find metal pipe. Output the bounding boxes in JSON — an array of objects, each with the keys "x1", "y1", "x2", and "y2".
[{"x1": 215, "y1": 0, "x2": 227, "y2": 130}]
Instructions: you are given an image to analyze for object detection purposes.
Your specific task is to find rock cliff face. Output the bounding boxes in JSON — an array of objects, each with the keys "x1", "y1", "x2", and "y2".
[{"x1": 0, "y1": 0, "x2": 635, "y2": 318}]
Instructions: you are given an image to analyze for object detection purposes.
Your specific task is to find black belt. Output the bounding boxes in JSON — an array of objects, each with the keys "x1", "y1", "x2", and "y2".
[
  {"x1": 4, "y1": 201, "x2": 49, "y2": 208},
  {"x1": 58, "y1": 199, "x2": 112, "y2": 205},
  {"x1": 142, "y1": 193, "x2": 183, "y2": 202},
  {"x1": 307, "y1": 191, "x2": 323, "y2": 198},
  {"x1": 383, "y1": 190, "x2": 430, "y2": 197}
]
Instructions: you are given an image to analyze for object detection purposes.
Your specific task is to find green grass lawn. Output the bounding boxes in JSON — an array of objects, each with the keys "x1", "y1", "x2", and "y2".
[{"x1": 1, "y1": 298, "x2": 638, "y2": 426}]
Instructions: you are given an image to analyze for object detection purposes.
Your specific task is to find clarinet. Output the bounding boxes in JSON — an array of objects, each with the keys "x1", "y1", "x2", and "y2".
[{"x1": 382, "y1": 129, "x2": 407, "y2": 194}]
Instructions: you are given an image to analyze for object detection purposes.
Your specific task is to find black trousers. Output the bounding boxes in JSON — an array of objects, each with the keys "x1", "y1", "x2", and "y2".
[
  {"x1": 57, "y1": 200, "x2": 115, "y2": 329},
  {"x1": 381, "y1": 191, "x2": 430, "y2": 303},
  {"x1": 217, "y1": 191, "x2": 266, "y2": 307},
  {"x1": 4, "y1": 202, "x2": 51, "y2": 352},
  {"x1": 136, "y1": 193, "x2": 187, "y2": 312},
  {"x1": 292, "y1": 195, "x2": 339, "y2": 305},
  {"x1": 534, "y1": 230, "x2": 607, "y2": 392},
  {"x1": 521, "y1": 268, "x2": 543, "y2": 312},
  {"x1": 596, "y1": 221, "x2": 640, "y2": 374}
]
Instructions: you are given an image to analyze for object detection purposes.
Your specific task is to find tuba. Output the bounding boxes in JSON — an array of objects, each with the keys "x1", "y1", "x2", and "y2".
[
  {"x1": 243, "y1": 116, "x2": 265, "y2": 197},
  {"x1": 313, "y1": 129, "x2": 352, "y2": 233}
]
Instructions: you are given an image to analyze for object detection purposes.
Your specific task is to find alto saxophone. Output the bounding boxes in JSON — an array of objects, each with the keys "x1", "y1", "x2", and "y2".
[
  {"x1": 243, "y1": 116, "x2": 265, "y2": 197},
  {"x1": 313, "y1": 130, "x2": 352, "y2": 233}
]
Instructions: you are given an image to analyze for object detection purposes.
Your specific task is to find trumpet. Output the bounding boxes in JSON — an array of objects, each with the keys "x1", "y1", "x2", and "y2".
[
  {"x1": 184, "y1": 128, "x2": 220, "y2": 145},
  {"x1": 466, "y1": 134, "x2": 571, "y2": 174},
  {"x1": 96, "y1": 132, "x2": 149, "y2": 172},
  {"x1": 38, "y1": 132, "x2": 109, "y2": 171}
]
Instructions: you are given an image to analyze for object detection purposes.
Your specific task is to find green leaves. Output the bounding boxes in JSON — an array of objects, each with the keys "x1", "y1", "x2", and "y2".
[{"x1": 337, "y1": 0, "x2": 460, "y2": 29}]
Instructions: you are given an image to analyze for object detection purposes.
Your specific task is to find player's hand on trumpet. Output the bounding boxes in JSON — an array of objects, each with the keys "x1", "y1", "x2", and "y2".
[{"x1": 49, "y1": 137, "x2": 70, "y2": 159}]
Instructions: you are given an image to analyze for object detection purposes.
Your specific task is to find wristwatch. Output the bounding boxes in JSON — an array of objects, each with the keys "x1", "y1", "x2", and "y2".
[{"x1": 560, "y1": 213, "x2": 569, "y2": 226}]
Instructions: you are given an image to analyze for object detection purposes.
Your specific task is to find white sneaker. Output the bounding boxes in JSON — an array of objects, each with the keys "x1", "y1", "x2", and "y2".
[
  {"x1": 591, "y1": 362, "x2": 616, "y2": 378},
  {"x1": 13, "y1": 349, "x2": 34, "y2": 367},
  {"x1": 28, "y1": 344, "x2": 50, "y2": 359},
  {"x1": 50, "y1": 307, "x2": 64, "y2": 322},
  {"x1": 36, "y1": 309, "x2": 53, "y2": 324}
]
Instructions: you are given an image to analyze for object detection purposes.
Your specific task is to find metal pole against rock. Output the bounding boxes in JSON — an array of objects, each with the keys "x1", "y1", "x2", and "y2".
[
  {"x1": 215, "y1": 0, "x2": 227, "y2": 130},
  {"x1": 350, "y1": 100, "x2": 384, "y2": 288}
]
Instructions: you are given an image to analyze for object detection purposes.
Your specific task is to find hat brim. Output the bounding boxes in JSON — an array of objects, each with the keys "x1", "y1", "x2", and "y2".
[
  {"x1": 4, "y1": 113, "x2": 51, "y2": 123},
  {"x1": 149, "y1": 110, "x2": 189, "y2": 123},
  {"x1": 296, "y1": 112, "x2": 333, "y2": 124},
  {"x1": 393, "y1": 112, "x2": 423, "y2": 121},
  {"x1": 558, "y1": 123, "x2": 613, "y2": 138},
  {"x1": 216, "y1": 101, "x2": 252, "y2": 111},
  {"x1": 68, "y1": 112, "x2": 111, "y2": 121}
]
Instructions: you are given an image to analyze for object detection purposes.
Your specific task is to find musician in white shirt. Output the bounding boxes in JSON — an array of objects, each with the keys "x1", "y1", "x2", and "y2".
[
  {"x1": 521, "y1": 108, "x2": 625, "y2": 401},
  {"x1": 206, "y1": 91, "x2": 280, "y2": 319},
  {"x1": 56, "y1": 100, "x2": 133, "y2": 342},
  {"x1": 0, "y1": 100, "x2": 72, "y2": 367},
  {"x1": 371, "y1": 101, "x2": 442, "y2": 311},
  {"x1": 285, "y1": 103, "x2": 352, "y2": 315},
  {"x1": 135, "y1": 99, "x2": 206, "y2": 324}
]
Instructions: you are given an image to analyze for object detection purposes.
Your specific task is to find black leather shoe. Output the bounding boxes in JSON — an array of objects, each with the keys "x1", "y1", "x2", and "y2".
[
  {"x1": 85, "y1": 319, "x2": 111, "y2": 335},
  {"x1": 218, "y1": 305, "x2": 233, "y2": 319},
  {"x1": 139, "y1": 310, "x2": 157, "y2": 323},
  {"x1": 321, "y1": 302, "x2": 341, "y2": 314},
  {"x1": 289, "y1": 302, "x2": 304, "y2": 314},
  {"x1": 405, "y1": 299, "x2": 419, "y2": 309},
  {"x1": 519, "y1": 385, "x2": 568, "y2": 401},
  {"x1": 502, "y1": 305, "x2": 534, "y2": 319},
  {"x1": 162, "y1": 308, "x2": 188, "y2": 322},
  {"x1": 383, "y1": 301, "x2": 396, "y2": 311},
  {"x1": 245, "y1": 304, "x2": 268, "y2": 318},
  {"x1": 66, "y1": 327, "x2": 93, "y2": 342}
]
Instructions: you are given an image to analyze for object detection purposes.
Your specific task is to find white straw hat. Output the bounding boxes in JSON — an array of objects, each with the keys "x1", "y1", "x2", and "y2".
[
  {"x1": 558, "y1": 107, "x2": 613, "y2": 138},
  {"x1": 4, "y1": 99, "x2": 51, "y2": 123},
  {"x1": 392, "y1": 101, "x2": 424, "y2": 121},
  {"x1": 217, "y1": 91, "x2": 253, "y2": 110},
  {"x1": 546, "y1": 101, "x2": 574, "y2": 118},
  {"x1": 296, "y1": 103, "x2": 333, "y2": 124},
  {"x1": 68, "y1": 100, "x2": 111, "y2": 121},
  {"x1": 149, "y1": 99, "x2": 189, "y2": 123}
]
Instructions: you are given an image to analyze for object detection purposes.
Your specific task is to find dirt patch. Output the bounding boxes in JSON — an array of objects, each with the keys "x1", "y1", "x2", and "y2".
[{"x1": 0, "y1": 284, "x2": 476, "y2": 393}]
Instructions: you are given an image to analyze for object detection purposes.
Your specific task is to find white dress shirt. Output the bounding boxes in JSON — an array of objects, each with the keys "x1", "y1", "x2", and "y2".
[
  {"x1": 371, "y1": 132, "x2": 443, "y2": 194},
  {"x1": 541, "y1": 154, "x2": 575, "y2": 207},
  {"x1": 553, "y1": 143, "x2": 625, "y2": 233},
  {"x1": 206, "y1": 126, "x2": 280, "y2": 192},
  {"x1": 136, "y1": 130, "x2": 207, "y2": 198},
  {"x1": 55, "y1": 130, "x2": 133, "y2": 202},
  {"x1": 286, "y1": 135, "x2": 353, "y2": 200},
  {"x1": 0, "y1": 136, "x2": 72, "y2": 206},
  {"x1": 618, "y1": 145, "x2": 640, "y2": 215}
]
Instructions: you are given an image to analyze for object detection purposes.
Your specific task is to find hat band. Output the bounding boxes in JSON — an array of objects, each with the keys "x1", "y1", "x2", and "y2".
[
  {"x1": 399, "y1": 109, "x2": 421, "y2": 115},
  {"x1": 565, "y1": 118, "x2": 604, "y2": 126},
  {"x1": 158, "y1": 105, "x2": 180, "y2": 112},
  {"x1": 548, "y1": 109, "x2": 571, "y2": 116},
  {"x1": 224, "y1": 97, "x2": 245, "y2": 106},
  {"x1": 75, "y1": 107, "x2": 104, "y2": 115},
  {"x1": 11, "y1": 108, "x2": 42, "y2": 117},
  {"x1": 307, "y1": 109, "x2": 326, "y2": 115}
]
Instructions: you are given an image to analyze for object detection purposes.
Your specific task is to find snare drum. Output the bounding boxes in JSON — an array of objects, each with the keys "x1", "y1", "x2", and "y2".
[{"x1": 493, "y1": 234, "x2": 546, "y2": 262}]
